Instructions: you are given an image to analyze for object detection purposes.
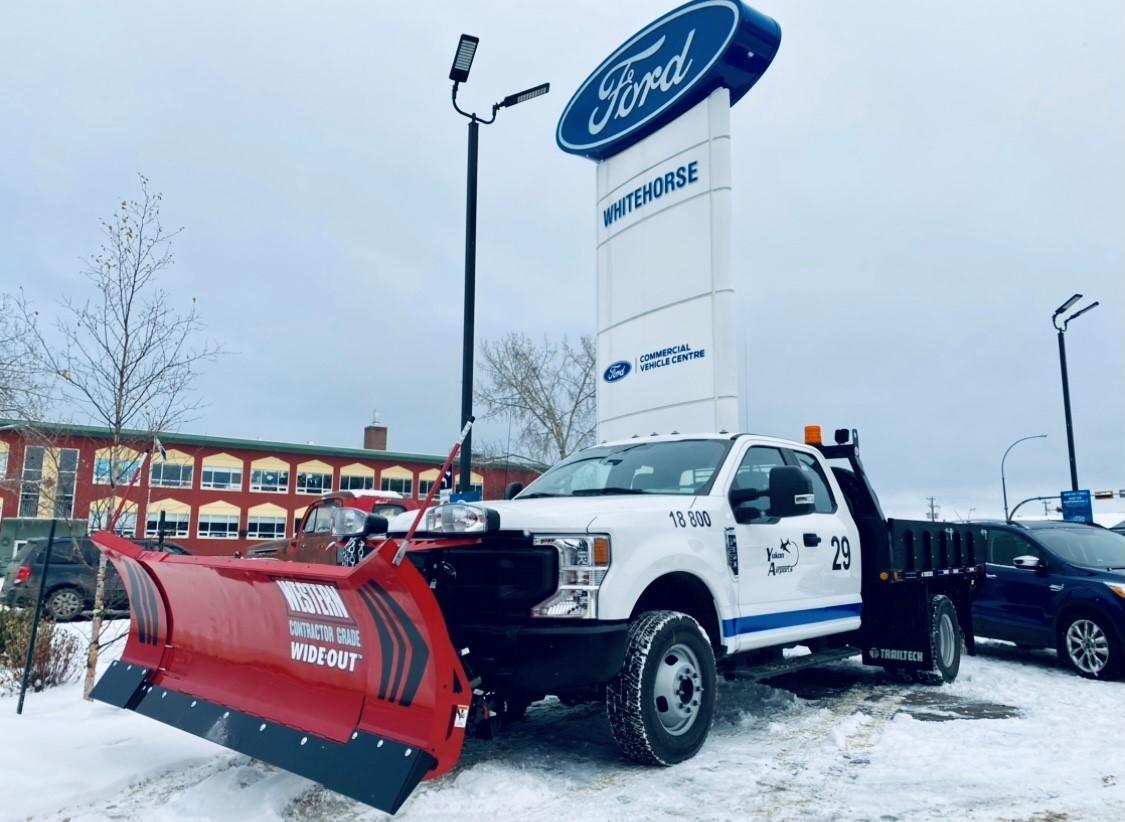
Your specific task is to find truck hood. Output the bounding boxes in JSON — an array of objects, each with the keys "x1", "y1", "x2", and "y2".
[{"x1": 390, "y1": 495, "x2": 705, "y2": 535}]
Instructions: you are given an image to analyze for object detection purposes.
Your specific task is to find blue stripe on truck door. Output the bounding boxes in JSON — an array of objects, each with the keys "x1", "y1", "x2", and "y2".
[{"x1": 721, "y1": 602, "x2": 863, "y2": 638}]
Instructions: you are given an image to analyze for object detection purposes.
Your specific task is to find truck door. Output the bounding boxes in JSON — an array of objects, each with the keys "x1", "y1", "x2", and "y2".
[
  {"x1": 728, "y1": 445, "x2": 861, "y2": 649},
  {"x1": 289, "y1": 500, "x2": 340, "y2": 564}
]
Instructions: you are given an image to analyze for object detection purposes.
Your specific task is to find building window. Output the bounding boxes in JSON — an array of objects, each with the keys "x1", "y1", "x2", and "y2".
[
  {"x1": 340, "y1": 474, "x2": 374, "y2": 491},
  {"x1": 0, "y1": 449, "x2": 8, "y2": 480},
  {"x1": 145, "y1": 511, "x2": 190, "y2": 538},
  {"x1": 198, "y1": 514, "x2": 240, "y2": 539},
  {"x1": 54, "y1": 448, "x2": 79, "y2": 518},
  {"x1": 93, "y1": 455, "x2": 142, "y2": 485},
  {"x1": 201, "y1": 466, "x2": 242, "y2": 491},
  {"x1": 381, "y1": 476, "x2": 413, "y2": 496},
  {"x1": 151, "y1": 462, "x2": 193, "y2": 489},
  {"x1": 247, "y1": 515, "x2": 287, "y2": 539},
  {"x1": 18, "y1": 446, "x2": 44, "y2": 516},
  {"x1": 418, "y1": 479, "x2": 435, "y2": 497},
  {"x1": 89, "y1": 508, "x2": 137, "y2": 537},
  {"x1": 251, "y1": 469, "x2": 289, "y2": 493},
  {"x1": 296, "y1": 471, "x2": 332, "y2": 495}
]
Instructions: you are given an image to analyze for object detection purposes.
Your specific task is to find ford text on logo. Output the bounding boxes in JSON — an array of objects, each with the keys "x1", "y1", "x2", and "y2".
[
  {"x1": 604, "y1": 360, "x2": 632, "y2": 382},
  {"x1": 557, "y1": 0, "x2": 781, "y2": 160}
]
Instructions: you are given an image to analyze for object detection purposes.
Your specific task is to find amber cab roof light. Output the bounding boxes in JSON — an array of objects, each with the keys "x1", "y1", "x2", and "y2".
[{"x1": 804, "y1": 425, "x2": 823, "y2": 446}]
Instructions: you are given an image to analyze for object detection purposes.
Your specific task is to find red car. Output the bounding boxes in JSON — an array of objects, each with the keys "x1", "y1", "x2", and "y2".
[{"x1": 245, "y1": 491, "x2": 419, "y2": 564}]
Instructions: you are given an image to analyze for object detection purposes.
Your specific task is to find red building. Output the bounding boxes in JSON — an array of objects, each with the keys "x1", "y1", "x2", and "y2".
[{"x1": 0, "y1": 420, "x2": 540, "y2": 556}]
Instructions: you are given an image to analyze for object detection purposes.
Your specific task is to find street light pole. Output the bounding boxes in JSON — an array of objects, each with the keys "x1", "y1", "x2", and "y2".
[
  {"x1": 1051, "y1": 294, "x2": 1099, "y2": 493},
  {"x1": 448, "y1": 33, "x2": 549, "y2": 496},
  {"x1": 1001, "y1": 433, "x2": 1047, "y2": 520}
]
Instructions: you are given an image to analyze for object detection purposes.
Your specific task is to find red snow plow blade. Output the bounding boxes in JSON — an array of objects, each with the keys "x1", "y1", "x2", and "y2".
[{"x1": 89, "y1": 531, "x2": 470, "y2": 815}]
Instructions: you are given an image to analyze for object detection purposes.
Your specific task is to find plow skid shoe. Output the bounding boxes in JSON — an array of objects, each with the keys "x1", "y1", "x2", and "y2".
[{"x1": 89, "y1": 531, "x2": 470, "y2": 815}]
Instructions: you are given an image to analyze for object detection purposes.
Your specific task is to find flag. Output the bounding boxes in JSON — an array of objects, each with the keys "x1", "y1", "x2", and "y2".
[
  {"x1": 153, "y1": 435, "x2": 167, "y2": 460},
  {"x1": 440, "y1": 465, "x2": 454, "y2": 490}
]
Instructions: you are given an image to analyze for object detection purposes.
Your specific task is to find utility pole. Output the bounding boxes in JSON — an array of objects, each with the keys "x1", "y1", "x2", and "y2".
[{"x1": 926, "y1": 497, "x2": 940, "y2": 522}]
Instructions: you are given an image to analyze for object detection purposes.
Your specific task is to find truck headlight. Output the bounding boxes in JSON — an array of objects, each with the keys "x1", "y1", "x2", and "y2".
[
  {"x1": 531, "y1": 535, "x2": 611, "y2": 619},
  {"x1": 423, "y1": 504, "x2": 498, "y2": 533}
]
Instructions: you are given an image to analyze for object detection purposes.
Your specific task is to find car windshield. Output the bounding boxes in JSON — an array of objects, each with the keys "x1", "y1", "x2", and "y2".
[
  {"x1": 1036, "y1": 527, "x2": 1125, "y2": 569},
  {"x1": 519, "y1": 439, "x2": 732, "y2": 498}
]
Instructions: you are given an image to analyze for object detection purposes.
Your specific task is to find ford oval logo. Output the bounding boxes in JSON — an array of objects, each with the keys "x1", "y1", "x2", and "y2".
[
  {"x1": 604, "y1": 360, "x2": 632, "y2": 383},
  {"x1": 557, "y1": 0, "x2": 781, "y2": 160}
]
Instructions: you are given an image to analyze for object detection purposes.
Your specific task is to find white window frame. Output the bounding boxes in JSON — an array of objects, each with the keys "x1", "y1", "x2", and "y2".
[
  {"x1": 250, "y1": 468, "x2": 290, "y2": 494},
  {"x1": 201, "y1": 466, "x2": 243, "y2": 491},
  {"x1": 144, "y1": 511, "x2": 190, "y2": 538},
  {"x1": 339, "y1": 474, "x2": 374, "y2": 492},
  {"x1": 296, "y1": 471, "x2": 333, "y2": 495},
  {"x1": 380, "y1": 477, "x2": 413, "y2": 497},
  {"x1": 247, "y1": 515, "x2": 287, "y2": 540},
  {"x1": 198, "y1": 514, "x2": 240, "y2": 539},
  {"x1": 150, "y1": 462, "x2": 194, "y2": 489}
]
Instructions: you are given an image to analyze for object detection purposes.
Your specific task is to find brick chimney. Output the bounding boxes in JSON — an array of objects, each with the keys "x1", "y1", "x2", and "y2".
[{"x1": 364, "y1": 411, "x2": 388, "y2": 450}]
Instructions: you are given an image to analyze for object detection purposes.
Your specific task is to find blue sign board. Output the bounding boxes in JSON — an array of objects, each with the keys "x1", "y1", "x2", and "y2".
[
  {"x1": 450, "y1": 491, "x2": 482, "y2": 503},
  {"x1": 1060, "y1": 489, "x2": 1093, "y2": 523},
  {"x1": 556, "y1": 0, "x2": 781, "y2": 160}
]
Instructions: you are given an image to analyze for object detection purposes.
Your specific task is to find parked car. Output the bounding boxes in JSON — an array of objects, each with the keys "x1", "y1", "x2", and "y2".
[
  {"x1": 244, "y1": 490, "x2": 418, "y2": 564},
  {"x1": 2, "y1": 536, "x2": 189, "y2": 621},
  {"x1": 973, "y1": 520, "x2": 1125, "y2": 679}
]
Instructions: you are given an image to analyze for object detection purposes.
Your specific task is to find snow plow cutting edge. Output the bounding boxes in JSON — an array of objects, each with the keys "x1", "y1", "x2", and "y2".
[{"x1": 89, "y1": 530, "x2": 470, "y2": 815}]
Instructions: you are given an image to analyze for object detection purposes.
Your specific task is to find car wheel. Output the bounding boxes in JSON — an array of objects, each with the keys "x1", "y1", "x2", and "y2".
[
  {"x1": 45, "y1": 587, "x2": 86, "y2": 621},
  {"x1": 606, "y1": 610, "x2": 716, "y2": 766},
  {"x1": 911, "y1": 594, "x2": 962, "y2": 686},
  {"x1": 1059, "y1": 614, "x2": 1122, "y2": 679}
]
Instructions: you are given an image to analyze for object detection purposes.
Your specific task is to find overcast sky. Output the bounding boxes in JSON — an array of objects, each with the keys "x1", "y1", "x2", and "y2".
[{"x1": 2, "y1": 0, "x2": 1122, "y2": 519}]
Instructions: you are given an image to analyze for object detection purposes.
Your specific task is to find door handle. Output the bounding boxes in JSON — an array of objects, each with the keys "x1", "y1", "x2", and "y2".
[
  {"x1": 1049, "y1": 584, "x2": 1064, "y2": 592},
  {"x1": 985, "y1": 573, "x2": 997, "y2": 579},
  {"x1": 803, "y1": 533, "x2": 821, "y2": 547}
]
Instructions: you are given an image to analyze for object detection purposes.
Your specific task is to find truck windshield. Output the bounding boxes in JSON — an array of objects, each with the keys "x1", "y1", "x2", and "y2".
[
  {"x1": 1036, "y1": 527, "x2": 1125, "y2": 569},
  {"x1": 519, "y1": 439, "x2": 731, "y2": 498}
]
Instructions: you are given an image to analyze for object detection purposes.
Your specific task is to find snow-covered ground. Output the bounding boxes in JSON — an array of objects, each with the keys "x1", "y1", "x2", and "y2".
[{"x1": 4, "y1": 622, "x2": 1125, "y2": 821}]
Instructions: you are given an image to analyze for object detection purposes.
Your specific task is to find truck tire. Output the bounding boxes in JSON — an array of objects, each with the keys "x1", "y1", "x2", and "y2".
[
  {"x1": 1058, "y1": 612, "x2": 1122, "y2": 680},
  {"x1": 912, "y1": 594, "x2": 961, "y2": 685},
  {"x1": 606, "y1": 610, "x2": 716, "y2": 766}
]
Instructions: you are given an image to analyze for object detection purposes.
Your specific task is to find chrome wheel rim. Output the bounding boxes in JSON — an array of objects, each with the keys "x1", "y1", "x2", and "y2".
[
  {"x1": 1066, "y1": 619, "x2": 1110, "y2": 674},
  {"x1": 50, "y1": 590, "x2": 82, "y2": 619},
  {"x1": 653, "y1": 642, "x2": 703, "y2": 736},
  {"x1": 938, "y1": 612, "x2": 957, "y2": 668}
]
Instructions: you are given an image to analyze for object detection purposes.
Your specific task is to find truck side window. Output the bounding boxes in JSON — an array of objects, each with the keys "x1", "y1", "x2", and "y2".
[
  {"x1": 730, "y1": 446, "x2": 786, "y2": 517},
  {"x1": 314, "y1": 502, "x2": 338, "y2": 533},
  {"x1": 303, "y1": 506, "x2": 320, "y2": 533},
  {"x1": 789, "y1": 451, "x2": 837, "y2": 514},
  {"x1": 988, "y1": 531, "x2": 1039, "y2": 566}
]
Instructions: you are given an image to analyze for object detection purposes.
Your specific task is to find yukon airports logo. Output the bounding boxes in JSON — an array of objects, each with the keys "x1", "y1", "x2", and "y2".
[
  {"x1": 603, "y1": 360, "x2": 632, "y2": 383},
  {"x1": 556, "y1": 0, "x2": 782, "y2": 160}
]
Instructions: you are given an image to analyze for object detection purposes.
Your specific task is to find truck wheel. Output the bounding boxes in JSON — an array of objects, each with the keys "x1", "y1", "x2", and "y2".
[
  {"x1": 606, "y1": 610, "x2": 716, "y2": 766},
  {"x1": 913, "y1": 594, "x2": 961, "y2": 685},
  {"x1": 1058, "y1": 613, "x2": 1122, "y2": 679}
]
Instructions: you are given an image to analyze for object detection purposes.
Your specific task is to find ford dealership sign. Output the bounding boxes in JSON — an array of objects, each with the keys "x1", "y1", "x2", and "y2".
[
  {"x1": 603, "y1": 360, "x2": 632, "y2": 383},
  {"x1": 557, "y1": 0, "x2": 781, "y2": 160}
]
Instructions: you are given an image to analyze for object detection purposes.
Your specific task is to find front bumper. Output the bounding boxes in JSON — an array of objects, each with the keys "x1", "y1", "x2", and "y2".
[{"x1": 451, "y1": 620, "x2": 629, "y2": 694}]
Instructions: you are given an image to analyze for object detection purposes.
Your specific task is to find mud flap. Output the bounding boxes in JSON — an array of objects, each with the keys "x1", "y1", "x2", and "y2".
[{"x1": 89, "y1": 531, "x2": 470, "y2": 815}]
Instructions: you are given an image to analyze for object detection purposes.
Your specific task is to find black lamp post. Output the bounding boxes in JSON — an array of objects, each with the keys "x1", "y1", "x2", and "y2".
[
  {"x1": 1052, "y1": 294, "x2": 1099, "y2": 492},
  {"x1": 1001, "y1": 433, "x2": 1046, "y2": 520},
  {"x1": 448, "y1": 34, "x2": 549, "y2": 495}
]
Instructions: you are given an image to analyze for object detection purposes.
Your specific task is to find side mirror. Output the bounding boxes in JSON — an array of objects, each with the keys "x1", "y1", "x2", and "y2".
[
  {"x1": 505, "y1": 481, "x2": 525, "y2": 500},
  {"x1": 1013, "y1": 554, "x2": 1043, "y2": 571},
  {"x1": 769, "y1": 466, "x2": 815, "y2": 519}
]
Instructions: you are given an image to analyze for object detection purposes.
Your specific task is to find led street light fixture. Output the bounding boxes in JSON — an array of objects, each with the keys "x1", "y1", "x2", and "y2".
[
  {"x1": 1053, "y1": 293, "x2": 1083, "y2": 319},
  {"x1": 499, "y1": 83, "x2": 550, "y2": 108},
  {"x1": 449, "y1": 34, "x2": 479, "y2": 83},
  {"x1": 1065, "y1": 301, "x2": 1099, "y2": 324}
]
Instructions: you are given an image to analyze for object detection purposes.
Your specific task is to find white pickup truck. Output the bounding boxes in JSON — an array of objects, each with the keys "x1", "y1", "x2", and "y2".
[
  {"x1": 88, "y1": 425, "x2": 985, "y2": 814},
  {"x1": 390, "y1": 426, "x2": 983, "y2": 765}
]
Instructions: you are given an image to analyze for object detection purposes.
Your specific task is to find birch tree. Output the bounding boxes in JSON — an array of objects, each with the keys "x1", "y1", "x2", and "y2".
[
  {"x1": 20, "y1": 175, "x2": 218, "y2": 697},
  {"x1": 475, "y1": 333, "x2": 596, "y2": 464}
]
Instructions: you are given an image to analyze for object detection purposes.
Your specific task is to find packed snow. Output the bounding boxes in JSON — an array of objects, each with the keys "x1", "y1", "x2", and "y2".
[{"x1": 3, "y1": 621, "x2": 1125, "y2": 821}]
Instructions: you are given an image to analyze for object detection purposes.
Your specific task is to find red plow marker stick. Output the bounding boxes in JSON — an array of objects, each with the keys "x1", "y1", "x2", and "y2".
[{"x1": 393, "y1": 417, "x2": 474, "y2": 565}]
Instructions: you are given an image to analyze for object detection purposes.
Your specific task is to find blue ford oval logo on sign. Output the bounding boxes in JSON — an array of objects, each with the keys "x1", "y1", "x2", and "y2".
[
  {"x1": 604, "y1": 361, "x2": 632, "y2": 382},
  {"x1": 557, "y1": 0, "x2": 780, "y2": 160}
]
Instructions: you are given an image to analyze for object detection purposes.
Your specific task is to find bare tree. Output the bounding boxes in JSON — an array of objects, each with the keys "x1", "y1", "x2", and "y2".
[
  {"x1": 0, "y1": 293, "x2": 50, "y2": 421},
  {"x1": 19, "y1": 175, "x2": 218, "y2": 697},
  {"x1": 476, "y1": 333, "x2": 596, "y2": 465}
]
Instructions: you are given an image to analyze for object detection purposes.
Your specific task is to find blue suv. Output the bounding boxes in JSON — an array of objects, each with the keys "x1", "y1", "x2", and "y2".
[{"x1": 973, "y1": 520, "x2": 1125, "y2": 679}]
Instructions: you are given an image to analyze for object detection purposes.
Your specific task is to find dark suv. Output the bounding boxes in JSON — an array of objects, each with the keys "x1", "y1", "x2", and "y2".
[
  {"x1": 972, "y1": 520, "x2": 1125, "y2": 679},
  {"x1": 2, "y1": 537, "x2": 188, "y2": 621}
]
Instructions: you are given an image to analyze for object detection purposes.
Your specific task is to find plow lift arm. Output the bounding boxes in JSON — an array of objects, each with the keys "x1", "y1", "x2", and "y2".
[{"x1": 90, "y1": 421, "x2": 477, "y2": 814}]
